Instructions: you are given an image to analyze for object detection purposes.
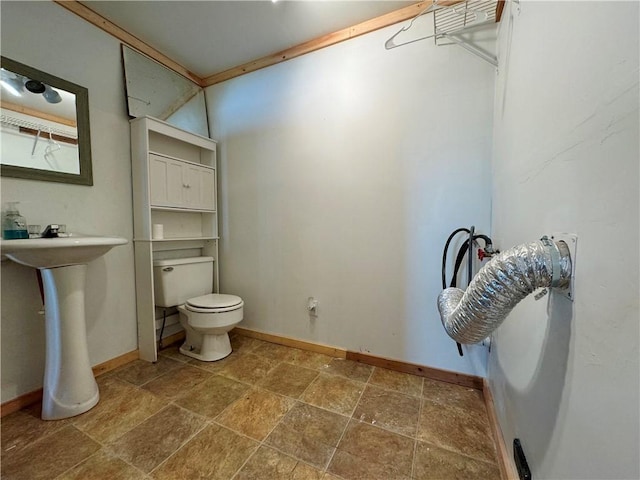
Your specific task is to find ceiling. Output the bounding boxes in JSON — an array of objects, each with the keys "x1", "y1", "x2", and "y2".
[{"x1": 82, "y1": 1, "x2": 415, "y2": 78}]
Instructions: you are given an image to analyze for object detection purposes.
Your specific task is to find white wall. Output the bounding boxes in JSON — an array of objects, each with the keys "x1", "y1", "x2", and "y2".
[
  {"x1": 1, "y1": 2, "x2": 137, "y2": 402},
  {"x1": 488, "y1": 2, "x2": 639, "y2": 479},
  {"x1": 206, "y1": 24, "x2": 495, "y2": 375}
]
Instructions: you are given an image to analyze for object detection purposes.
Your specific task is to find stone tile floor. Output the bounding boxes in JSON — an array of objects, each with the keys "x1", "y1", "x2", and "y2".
[{"x1": 1, "y1": 333, "x2": 501, "y2": 479}]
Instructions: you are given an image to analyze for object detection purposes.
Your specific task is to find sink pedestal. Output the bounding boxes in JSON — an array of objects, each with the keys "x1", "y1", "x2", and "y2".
[
  {"x1": 41, "y1": 265, "x2": 99, "y2": 420},
  {"x1": 0, "y1": 235, "x2": 128, "y2": 420}
]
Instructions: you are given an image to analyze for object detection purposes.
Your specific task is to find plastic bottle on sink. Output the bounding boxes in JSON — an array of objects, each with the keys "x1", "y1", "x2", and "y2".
[{"x1": 2, "y1": 202, "x2": 29, "y2": 239}]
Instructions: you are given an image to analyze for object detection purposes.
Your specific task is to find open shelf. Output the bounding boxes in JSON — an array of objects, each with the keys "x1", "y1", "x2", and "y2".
[
  {"x1": 133, "y1": 236, "x2": 219, "y2": 242},
  {"x1": 151, "y1": 206, "x2": 216, "y2": 213}
]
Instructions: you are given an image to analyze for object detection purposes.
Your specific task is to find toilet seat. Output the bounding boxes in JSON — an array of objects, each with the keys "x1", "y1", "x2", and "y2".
[{"x1": 186, "y1": 293, "x2": 243, "y2": 313}]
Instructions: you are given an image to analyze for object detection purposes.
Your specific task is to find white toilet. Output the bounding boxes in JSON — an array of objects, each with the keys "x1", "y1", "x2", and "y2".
[{"x1": 153, "y1": 256, "x2": 243, "y2": 361}]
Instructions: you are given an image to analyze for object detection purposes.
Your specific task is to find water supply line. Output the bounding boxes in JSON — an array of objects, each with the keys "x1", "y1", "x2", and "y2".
[
  {"x1": 438, "y1": 236, "x2": 572, "y2": 344},
  {"x1": 441, "y1": 226, "x2": 496, "y2": 355}
]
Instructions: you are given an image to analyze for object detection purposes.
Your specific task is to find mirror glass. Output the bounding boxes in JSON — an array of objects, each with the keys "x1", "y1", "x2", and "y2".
[
  {"x1": 122, "y1": 46, "x2": 209, "y2": 138},
  {"x1": 0, "y1": 57, "x2": 92, "y2": 186}
]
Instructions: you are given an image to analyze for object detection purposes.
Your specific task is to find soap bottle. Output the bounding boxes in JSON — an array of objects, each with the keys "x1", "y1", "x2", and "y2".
[{"x1": 2, "y1": 202, "x2": 29, "y2": 239}]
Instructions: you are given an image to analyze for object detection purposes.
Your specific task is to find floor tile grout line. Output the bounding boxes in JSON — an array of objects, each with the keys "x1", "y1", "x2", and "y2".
[
  {"x1": 115, "y1": 357, "x2": 184, "y2": 389},
  {"x1": 51, "y1": 445, "x2": 103, "y2": 479},
  {"x1": 297, "y1": 372, "x2": 369, "y2": 421},
  {"x1": 410, "y1": 379, "x2": 425, "y2": 480},
  {"x1": 169, "y1": 399, "x2": 220, "y2": 426},
  {"x1": 258, "y1": 412, "x2": 347, "y2": 473},
  {"x1": 322, "y1": 369, "x2": 371, "y2": 474},
  {"x1": 50, "y1": 426, "x2": 151, "y2": 480},
  {"x1": 417, "y1": 393, "x2": 500, "y2": 466},
  {"x1": 2, "y1": 414, "x2": 76, "y2": 456},
  {"x1": 297, "y1": 366, "x2": 323, "y2": 402},
  {"x1": 418, "y1": 438, "x2": 502, "y2": 467},
  {"x1": 88, "y1": 388, "x2": 175, "y2": 442},
  {"x1": 363, "y1": 364, "x2": 375, "y2": 384},
  {"x1": 347, "y1": 415, "x2": 420, "y2": 443},
  {"x1": 209, "y1": 383, "x2": 293, "y2": 426},
  {"x1": 322, "y1": 414, "x2": 352, "y2": 477},
  {"x1": 351, "y1": 366, "x2": 424, "y2": 441},
  {"x1": 106, "y1": 430, "x2": 175, "y2": 479},
  {"x1": 218, "y1": 400, "x2": 303, "y2": 480},
  {"x1": 254, "y1": 361, "x2": 321, "y2": 397},
  {"x1": 366, "y1": 367, "x2": 425, "y2": 398},
  {"x1": 77, "y1": 366, "x2": 210, "y2": 478},
  {"x1": 294, "y1": 395, "x2": 353, "y2": 421},
  {"x1": 366, "y1": 382, "x2": 424, "y2": 398},
  {"x1": 321, "y1": 358, "x2": 374, "y2": 384},
  {"x1": 228, "y1": 417, "x2": 331, "y2": 479},
  {"x1": 90, "y1": 388, "x2": 207, "y2": 477},
  {"x1": 147, "y1": 419, "x2": 211, "y2": 476}
]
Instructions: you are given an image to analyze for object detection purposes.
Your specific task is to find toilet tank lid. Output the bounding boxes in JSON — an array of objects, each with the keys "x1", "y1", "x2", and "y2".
[{"x1": 153, "y1": 256, "x2": 214, "y2": 267}]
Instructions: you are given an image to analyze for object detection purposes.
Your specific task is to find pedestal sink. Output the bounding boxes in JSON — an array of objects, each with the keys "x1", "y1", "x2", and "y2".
[{"x1": 1, "y1": 234, "x2": 127, "y2": 420}]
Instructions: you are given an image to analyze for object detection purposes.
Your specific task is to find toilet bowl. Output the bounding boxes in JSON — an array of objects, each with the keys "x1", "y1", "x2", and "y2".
[
  {"x1": 177, "y1": 293, "x2": 243, "y2": 361},
  {"x1": 153, "y1": 257, "x2": 244, "y2": 362}
]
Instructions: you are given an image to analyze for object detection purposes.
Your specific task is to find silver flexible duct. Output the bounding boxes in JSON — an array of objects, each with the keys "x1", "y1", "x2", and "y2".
[{"x1": 438, "y1": 237, "x2": 572, "y2": 344}]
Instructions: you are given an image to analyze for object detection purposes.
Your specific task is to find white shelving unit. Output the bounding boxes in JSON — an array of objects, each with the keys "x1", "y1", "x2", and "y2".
[{"x1": 131, "y1": 116, "x2": 219, "y2": 362}]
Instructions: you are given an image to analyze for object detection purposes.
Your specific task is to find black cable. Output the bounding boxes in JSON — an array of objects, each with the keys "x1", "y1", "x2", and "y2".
[
  {"x1": 441, "y1": 227, "x2": 472, "y2": 357},
  {"x1": 451, "y1": 240, "x2": 470, "y2": 287},
  {"x1": 441, "y1": 227, "x2": 495, "y2": 357},
  {"x1": 158, "y1": 308, "x2": 167, "y2": 349},
  {"x1": 441, "y1": 228, "x2": 470, "y2": 289},
  {"x1": 474, "y1": 234, "x2": 492, "y2": 245},
  {"x1": 467, "y1": 226, "x2": 475, "y2": 287}
]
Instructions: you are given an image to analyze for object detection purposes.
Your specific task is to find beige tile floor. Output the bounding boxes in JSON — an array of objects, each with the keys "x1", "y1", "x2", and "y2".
[{"x1": 1, "y1": 333, "x2": 501, "y2": 480}]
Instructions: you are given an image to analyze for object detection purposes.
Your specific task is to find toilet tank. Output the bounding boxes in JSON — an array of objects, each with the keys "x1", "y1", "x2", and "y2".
[{"x1": 153, "y1": 256, "x2": 213, "y2": 307}]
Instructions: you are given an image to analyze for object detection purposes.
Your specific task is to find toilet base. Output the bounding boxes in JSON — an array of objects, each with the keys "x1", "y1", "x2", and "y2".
[{"x1": 179, "y1": 332, "x2": 232, "y2": 362}]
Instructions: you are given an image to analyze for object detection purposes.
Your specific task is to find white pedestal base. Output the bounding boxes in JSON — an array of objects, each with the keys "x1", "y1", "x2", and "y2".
[
  {"x1": 41, "y1": 265, "x2": 99, "y2": 420},
  {"x1": 179, "y1": 332, "x2": 232, "y2": 362}
]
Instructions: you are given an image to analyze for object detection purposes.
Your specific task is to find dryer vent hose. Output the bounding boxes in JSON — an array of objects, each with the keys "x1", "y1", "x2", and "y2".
[{"x1": 437, "y1": 237, "x2": 572, "y2": 344}]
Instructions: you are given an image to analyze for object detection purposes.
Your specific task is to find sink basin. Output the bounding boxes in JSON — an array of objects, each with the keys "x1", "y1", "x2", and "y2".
[
  {"x1": 1, "y1": 233, "x2": 128, "y2": 420},
  {"x1": 1, "y1": 234, "x2": 127, "y2": 269}
]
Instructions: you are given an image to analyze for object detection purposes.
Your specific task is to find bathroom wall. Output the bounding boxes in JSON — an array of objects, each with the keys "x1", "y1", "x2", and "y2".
[
  {"x1": 206, "y1": 23, "x2": 495, "y2": 375},
  {"x1": 0, "y1": 2, "x2": 137, "y2": 402},
  {"x1": 488, "y1": 2, "x2": 639, "y2": 478}
]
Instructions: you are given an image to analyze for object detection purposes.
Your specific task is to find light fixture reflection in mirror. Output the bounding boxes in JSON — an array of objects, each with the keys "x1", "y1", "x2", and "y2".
[
  {"x1": 122, "y1": 45, "x2": 209, "y2": 138},
  {"x1": 0, "y1": 57, "x2": 93, "y2": 186}
]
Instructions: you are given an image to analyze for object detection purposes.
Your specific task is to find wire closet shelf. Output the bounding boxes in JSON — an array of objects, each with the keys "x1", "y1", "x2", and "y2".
[
  {"x1": 1, "y1": 114, "x2": 77, "y2": 139},
  {"x1": 385, "y1": 0, "x2": 501, "y2": 67}
]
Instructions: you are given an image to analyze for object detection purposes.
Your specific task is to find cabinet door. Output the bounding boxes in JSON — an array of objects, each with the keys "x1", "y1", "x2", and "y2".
[
  {"x1": 184, "y1": 164, "x2": 216, "y2": 210},
  {"x1": 149, "y1": 154, "x2": 184, "y2": 207}
]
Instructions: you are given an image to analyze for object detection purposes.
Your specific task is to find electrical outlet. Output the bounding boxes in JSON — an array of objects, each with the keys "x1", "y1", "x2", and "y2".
[{"x1": 307, "y1": 297, "x2": 318, "y2": 317}]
